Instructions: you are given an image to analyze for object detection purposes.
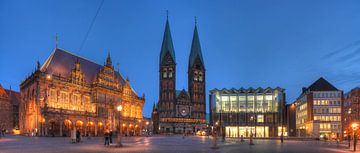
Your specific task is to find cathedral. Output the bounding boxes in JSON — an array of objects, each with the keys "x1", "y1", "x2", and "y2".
[
  {"x1": 19, "y1": 48, "x2": 145, "y2": 137},
  {"x1": 153, "y1": 17, "x2": 207, "y2": 134}
]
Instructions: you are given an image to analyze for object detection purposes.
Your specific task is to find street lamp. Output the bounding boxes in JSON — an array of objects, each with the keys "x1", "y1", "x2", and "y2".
[
  {"x1": 145, "y1": 121, "x2": 149, "y2": 136},
  {"x1": 116, "y1": 105, "x2": 123, "y2": 147},
  {"x1": 352, "y1": 123, "x2": 359, "y2": 152}
]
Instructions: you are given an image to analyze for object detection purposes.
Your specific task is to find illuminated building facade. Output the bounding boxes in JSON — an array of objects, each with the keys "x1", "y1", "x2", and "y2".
[
  {"x1": 295, "y1": 77, "x2": 342, "y2": 139},
  {"x1": 154, "y1": 17, "x2": 207, "y2": 134},
  {"x1": 19, "y1": 48, "x2": 145, "y2": 136},
  {"x1": 209, "y1": 87, "x2": 286, "y2": 138},
  {"x1": 343, "y1": 88, "x2": 360, "y2": 138},
  {"x1": 0, "y1": 84, "x2": 20, "y2": 134}
]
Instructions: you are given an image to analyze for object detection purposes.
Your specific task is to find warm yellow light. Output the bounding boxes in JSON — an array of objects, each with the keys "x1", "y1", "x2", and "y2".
[
  {"x1": 98, "y1": 122, "x2": 103, "y2": 126},
  {"x1": 146, "y1": 121, "x2": 149, "y2": 125},
  {"x1": 352, "y1": 123, "x2": 359, "y2": 129},
  {"x1": 215, "y1": 122, "x2": 219, "y2": 125},
  {"x1": 89, "y1": 122, "x2": 94, "y2": 126},
  {"x1": 122, "y1": 123, "x2": 126, "y2": 127},
  {"x1": 138, "y1": 119, "x2": 142, "y2": 123},
  {"x1": 135, "y1": 125, "x2": 138, "y2": 127},
  {"x1": 46, "y1": 74, "x2": 51, "y2": 79},
  {"x1": 129, "y1": 124, "x2": 133, "y2": 127},
  {"x1": 117, "y1": 105, "x2": 123, "y2": 111}
]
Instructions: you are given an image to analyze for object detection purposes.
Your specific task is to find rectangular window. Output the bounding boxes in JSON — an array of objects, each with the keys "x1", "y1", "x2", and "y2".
[
  {"x1": 222, "y1": 96, "x2": 230, "y2": 112},
  {"x1": 239, "y1": 96, "x2": 246, "y2": 112},
  {"x1": 248, "y1": 95, "x2": 254, "y2": 112},
  {"x1": 230, "y1": 96, "x2": 237, "y2": 112},
  {"x1": 257, "y1": 115, "x2": 264, "y2": 123}
]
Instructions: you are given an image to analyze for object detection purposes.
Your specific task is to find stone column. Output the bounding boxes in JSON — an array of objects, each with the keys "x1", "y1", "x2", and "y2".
[
  {"x1": 84, "y1": 121, "x2": 88, "y2": 136},
  {"x1": 44, "y1": 119, "x2": 48, "y2": 136},
  {"x1": 59, "y1": 120, "x2": 63, "y2": 137},
  {"x1": 95, "y1": 122, "x2": 98, "y2": 136}
]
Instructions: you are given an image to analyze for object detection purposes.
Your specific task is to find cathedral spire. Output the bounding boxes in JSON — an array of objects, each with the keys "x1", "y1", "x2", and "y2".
[
  {"x1": 160, "y1": 13, "x2": 176, "y2": 64},
  {"x1": 189, "y1": 18, "x2": 204, "y2": 68}
]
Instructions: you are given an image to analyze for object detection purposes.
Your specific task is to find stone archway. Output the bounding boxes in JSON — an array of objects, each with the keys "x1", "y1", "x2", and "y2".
[
  {"x1": 97, "y1": 122, "x2": 104, "y2": 136},
  {"x1": 63, "y1": 119, "x2": 72, "y2": 137},
  {"x1": 76, "y1": 120, "x2": 84, "y2": 135},
  {"x1": 86, "y1": 122, "x2": 95, "y2": 136},
  {"x1": 48, "y1": 119, "x2": 60, "y2": 137}
]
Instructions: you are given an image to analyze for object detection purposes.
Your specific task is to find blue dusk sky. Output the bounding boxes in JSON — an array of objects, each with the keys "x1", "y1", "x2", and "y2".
[{"x1": 1, "y1": 0, "x2": 360, "y2": 117}]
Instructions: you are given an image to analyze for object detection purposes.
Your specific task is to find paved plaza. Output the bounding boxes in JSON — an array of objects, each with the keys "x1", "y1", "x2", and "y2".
[{"x1": 0, "y1": 135, "x2": 356, "y2": 153}]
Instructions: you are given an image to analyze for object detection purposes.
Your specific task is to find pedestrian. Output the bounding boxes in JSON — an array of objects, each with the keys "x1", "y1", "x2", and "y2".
[
  {"x1": 104, "y1": 130, "x2": 110, "y2": 146},
  {"x1": 71, "y1": 128, "x2": 76, "y2": 143},
  {"x1": 109, "y1": 130, "x2": 113, "y2": 144},
  {"x1": 76, "y1": 130, "x2": 80, "y2": 143}
]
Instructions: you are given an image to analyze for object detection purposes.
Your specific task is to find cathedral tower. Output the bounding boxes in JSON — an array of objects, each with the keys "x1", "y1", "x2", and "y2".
[
  {"x1": 159, "y1": 17, "x2": 176, "y2": 119},
  {"x1": 188, "y1": 21, "x2": 206, "y2": 120}
]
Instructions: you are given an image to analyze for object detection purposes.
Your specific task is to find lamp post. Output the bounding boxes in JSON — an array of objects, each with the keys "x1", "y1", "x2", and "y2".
[
  {"x1": 211, "y1": 121, "x2": 219, "y2": 149},
  {"x1": 352, "y1": 123, "x2": 359, "y2": 152},
  {"x1": 146, "y1": 121, "x2": 149, "y2": 136},
  {"x1": 138, "y1": 120, "x2": 142, "y2": 136},
  {"x1": 116, "y1": 105, "x2": 123, "y2": 147}
]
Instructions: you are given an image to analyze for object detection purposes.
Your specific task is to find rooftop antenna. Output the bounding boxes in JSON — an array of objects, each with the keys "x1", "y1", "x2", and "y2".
[
  {"x1": 195, "y1": 16, "x2": 197, "y2": 25},
  {"x1": 55, "y1": 33, "x2": 59, "y2": 48},
  {"x1": 117, "y1": 62, "x2": 120, "y2": 72},
  {"x1": 166, "y1": 10, "x2": 169, "y2": 20}
]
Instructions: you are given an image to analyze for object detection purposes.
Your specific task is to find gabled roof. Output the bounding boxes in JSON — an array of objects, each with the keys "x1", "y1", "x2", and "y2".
[
  {"x1": 5, "y1": 89, "x2": 20, "y2": 105},
  {"x1": 176, "y1": 89, "x2": 189, "y2": 98},
  {"x1": 189, "y1": 25, "x2": 204, "y2": 68},
  {"x1": 307, "y1": 77, "x2": 339, "y2": 91},
  {"x1": 40, "y1": 48, "x2": 126, "y2": 86},
  {"x1": 160, "y1": 19, "x2": 176, "y2": 64}
]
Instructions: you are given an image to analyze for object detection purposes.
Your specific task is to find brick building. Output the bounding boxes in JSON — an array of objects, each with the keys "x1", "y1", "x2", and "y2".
[
  {"x1": 343, "y1": 87, "x2": 360, "y2": 138},
  {"x1": 0, "y1": 84, "x2": 20, "y2": 134}
]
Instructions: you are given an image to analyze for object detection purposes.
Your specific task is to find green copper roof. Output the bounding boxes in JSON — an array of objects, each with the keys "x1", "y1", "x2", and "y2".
[
  {"x1": 189, "y1": 25, "x2": 204, "y2": 68},
  {"x1": 160, "y1": 19, "x2": 176, "y2": 63}
]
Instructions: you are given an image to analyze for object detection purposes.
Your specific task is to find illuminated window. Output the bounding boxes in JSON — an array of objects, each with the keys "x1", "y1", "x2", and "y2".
[{"x1": 257, "y1": 115, "x2": 264, "y2": 123}]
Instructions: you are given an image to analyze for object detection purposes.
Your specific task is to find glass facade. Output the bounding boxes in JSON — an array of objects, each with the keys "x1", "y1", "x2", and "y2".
[
  {"x1": 211, "y1": 91, "x2": 282, "y2": 113},
  {"x1": 210, "y1": 88, "x2": 286, "y2": 138}
]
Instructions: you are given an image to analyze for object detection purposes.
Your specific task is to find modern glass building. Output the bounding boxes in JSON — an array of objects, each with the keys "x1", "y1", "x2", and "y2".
[{"x1": 209, "y1": 87, "x2": 286, "y2": 138}]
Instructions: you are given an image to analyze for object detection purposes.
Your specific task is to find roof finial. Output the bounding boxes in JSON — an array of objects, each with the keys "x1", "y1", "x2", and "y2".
[
  {"x1": 195, "y1": 16, "x2": 197, "y2": 25},
  {"x1": 166, "y1": 10, "x2": 169, "y2": 20},
  {"x1": 55, "y1": 33, "x2": 59, "y2": 48}
]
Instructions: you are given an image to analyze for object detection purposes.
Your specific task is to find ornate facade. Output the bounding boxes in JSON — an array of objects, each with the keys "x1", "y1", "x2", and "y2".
[
  {"x1": 154, "y1": 17, "x2": 206, "y2": 134},
  {"x1": 19, "y1": 48, "x2": 145, "y2": 136}
]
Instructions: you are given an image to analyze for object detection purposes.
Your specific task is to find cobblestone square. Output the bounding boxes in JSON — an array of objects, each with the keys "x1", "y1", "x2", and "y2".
[{"x1": 0, "y1": 135, "x2": 355, "y2": 153}]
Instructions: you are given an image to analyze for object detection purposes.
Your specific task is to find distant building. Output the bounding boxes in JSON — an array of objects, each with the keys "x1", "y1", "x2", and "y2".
[
  {"x1": 154, "y1": 17, "x2": 207, "y2": 134},
  {"x1": 19, "y1": 48, "x2": 145, "y2": 136},
  {"x1": 286, "y1": 103, "x2": 296, "y2": 137},
  {"x1": 209, "y1": 87, "x2": 286, "y2": 138},
  {"x1": 0, "y1": 84, "x2": 20, "y2": 134},
  {"x1": 151, "y1": 103, "x2": 160, "y2": 134},
  {"x1": 294, "y1": 77, "x2": 342, "y2": 139},
  {"x1": 343, "y1": 87, "x2": 360, "y2": 138}
]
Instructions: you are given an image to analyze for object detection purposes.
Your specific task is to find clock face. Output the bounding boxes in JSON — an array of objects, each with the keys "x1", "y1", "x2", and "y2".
[{"x1": 179, "y1": 106, "x2": 189, "y2": 117}]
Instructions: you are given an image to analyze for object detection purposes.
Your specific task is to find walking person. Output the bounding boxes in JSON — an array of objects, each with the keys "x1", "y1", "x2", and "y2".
[
  {"x1": 71, "y1": 128, "x2": 76, "y2": 143},
  {"x1": 76, "y1": 130, "x2": 81, "y2": 143},
  {"x1": 104, "y1": 130, "x2": 110, "y2": 146},
  {"x1": 109, "y1": 131, "x2": 113, "y2": 144}
]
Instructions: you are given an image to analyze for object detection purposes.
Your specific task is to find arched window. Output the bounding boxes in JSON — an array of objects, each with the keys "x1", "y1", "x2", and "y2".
[
  {"x1": 199, "y1": 72, "x2": 203, "y2": 82},
  {"x1": 194, "y1": 71, "x2": 198, "y2": 81},
  {"x1": 168, "y1": 68, "x2": 173, "y2": 78},
  {"x1": 163, "y1": 68, "x2": 167, "y2": 78}
]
